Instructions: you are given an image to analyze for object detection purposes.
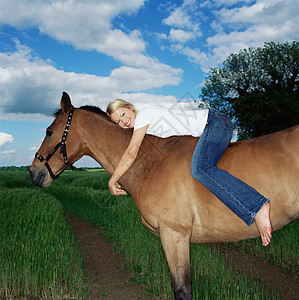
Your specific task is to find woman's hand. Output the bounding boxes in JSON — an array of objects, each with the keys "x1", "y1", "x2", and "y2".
[{"x1": 108, "y1": 179, "x2": 127, "y2": 196}]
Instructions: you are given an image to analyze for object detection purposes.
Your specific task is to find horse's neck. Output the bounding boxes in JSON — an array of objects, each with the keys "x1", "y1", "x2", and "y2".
[{"x1": 78, "y1": 111, "x2": 146, "y2": 196}]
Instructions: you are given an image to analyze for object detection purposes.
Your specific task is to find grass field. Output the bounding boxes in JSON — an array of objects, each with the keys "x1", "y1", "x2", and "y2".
[
  {"x1": 0, "y1": 179, "x2": 88, "y2": 299},
  {"x1": 0, "y1": 170, "x2": 298, "y2": 299}
]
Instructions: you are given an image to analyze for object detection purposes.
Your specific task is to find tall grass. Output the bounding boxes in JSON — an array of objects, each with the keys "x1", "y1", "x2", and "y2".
[
  {"x1": 230, "y1": 218, "x2": 299, "y2": 273},
  {"x1": 44, "y1": 171, "x2": 282, "y2": 299},
  {"x1": 0, "y1": 185, "x2": 88, "y2": 299},
  {"x1": 1, "y1": 170, "x2": 297, "y2": 299}
]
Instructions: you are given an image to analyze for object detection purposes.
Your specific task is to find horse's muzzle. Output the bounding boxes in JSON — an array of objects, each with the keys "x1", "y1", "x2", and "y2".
[{"x1": 29, "y1": 168, "x2": 52, "y2": 188}]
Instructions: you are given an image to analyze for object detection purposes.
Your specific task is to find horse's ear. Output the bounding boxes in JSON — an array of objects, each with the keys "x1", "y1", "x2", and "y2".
[{"x1": 60, "y1": 92, "x2": 73, "y2": 114}]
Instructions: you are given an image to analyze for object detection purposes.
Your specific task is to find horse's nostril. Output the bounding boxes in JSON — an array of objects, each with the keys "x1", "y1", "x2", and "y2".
[
  {"x1": 29, "y1": 170, "x2": 45, "y2": 187},
  {"x1": 37, "y1": 172, "x2": 45, "y2": 186}
]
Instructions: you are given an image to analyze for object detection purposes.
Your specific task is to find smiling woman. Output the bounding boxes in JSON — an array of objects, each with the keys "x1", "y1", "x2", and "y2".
[{"x1": 106, "y1": 99, "x2": 138, "y2": 129}]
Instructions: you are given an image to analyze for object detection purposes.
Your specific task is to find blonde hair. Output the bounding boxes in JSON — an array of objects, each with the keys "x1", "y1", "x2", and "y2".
[{"x1": 106, "y1": 99, "x2": 138, "y2": 120}]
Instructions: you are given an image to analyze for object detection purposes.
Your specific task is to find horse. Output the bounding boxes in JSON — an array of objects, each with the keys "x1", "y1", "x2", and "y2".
[{"x1": 29, "y1": 92, "x2": 299, "y2": 300}]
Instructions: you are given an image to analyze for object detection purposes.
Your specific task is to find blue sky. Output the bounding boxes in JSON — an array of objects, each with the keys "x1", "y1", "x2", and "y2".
[{"x1": 0, "y1": 0, "x2": 298, "y2": 167}]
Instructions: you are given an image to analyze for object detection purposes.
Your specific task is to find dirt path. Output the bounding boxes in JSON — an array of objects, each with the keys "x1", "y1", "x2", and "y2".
[
  {"x1": 67, "y1": 215, "x2": 152, "y2": 300},
  {"x1": 214, "y1": 244, "x2": 299, "y2": 300},
  {"x1": 67, "y1": 214, "x2": 299, "y2": 300}
]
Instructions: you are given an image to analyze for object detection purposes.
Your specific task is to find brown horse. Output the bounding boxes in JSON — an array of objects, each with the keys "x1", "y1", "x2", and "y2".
[{"x1": 29, "y1": 92, "x2": 299, "y2": 300}]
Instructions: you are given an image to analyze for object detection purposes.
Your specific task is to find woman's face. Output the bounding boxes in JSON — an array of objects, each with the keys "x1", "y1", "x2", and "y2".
[{"x1": 110, "y1": 107, "x2": 136, "y2": 129}]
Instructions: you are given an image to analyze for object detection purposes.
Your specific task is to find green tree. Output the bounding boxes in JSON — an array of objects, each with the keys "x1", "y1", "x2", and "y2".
[{"x1": 200, "y1": 41, "x2": 299, "y2": 139}]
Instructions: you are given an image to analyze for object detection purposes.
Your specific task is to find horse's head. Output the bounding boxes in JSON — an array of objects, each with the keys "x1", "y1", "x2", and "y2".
[{"x1": 29, "y1": 92, "x2": 83, "y2": 187}]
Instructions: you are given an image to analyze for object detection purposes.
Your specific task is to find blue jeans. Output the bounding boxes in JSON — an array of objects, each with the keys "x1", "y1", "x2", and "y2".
[{"x1": 191, "y1": 110, "x2": 269, "y2": 226}]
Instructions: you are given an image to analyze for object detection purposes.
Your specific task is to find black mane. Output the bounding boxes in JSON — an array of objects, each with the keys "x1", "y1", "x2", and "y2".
[
  {"x1": 53, "y1": 105, "x2": 106, "y2": 118},
  {"x1": 79, "y1": 105, "x2": 107, "y2": 116},
  {"x1": 53, "y1": 108, "x2": 63, "y2": 118}
]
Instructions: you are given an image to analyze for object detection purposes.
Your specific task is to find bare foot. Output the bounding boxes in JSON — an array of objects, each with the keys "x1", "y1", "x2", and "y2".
[{"x1": 254, "y1": 202, "x2": 272, "y2": 246}]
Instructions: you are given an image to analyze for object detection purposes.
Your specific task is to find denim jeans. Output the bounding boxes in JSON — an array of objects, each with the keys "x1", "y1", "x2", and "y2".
[{"x1": 191, "y1": 110, "x2": 269, "y2": 226}]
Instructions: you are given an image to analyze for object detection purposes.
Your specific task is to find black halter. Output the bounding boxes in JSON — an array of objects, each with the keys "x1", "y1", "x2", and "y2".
[{"x1": 35, "y1": 107, "x2": 75, "y2": 180}]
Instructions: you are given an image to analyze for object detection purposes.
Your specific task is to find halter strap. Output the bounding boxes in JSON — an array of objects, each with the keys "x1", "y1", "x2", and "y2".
[
  {"x1": 35, "y1": 107, "x2": 75, "y2": 180},
  {"x1": 60, "y1": 108, "x2": 75, "y2": 167}
]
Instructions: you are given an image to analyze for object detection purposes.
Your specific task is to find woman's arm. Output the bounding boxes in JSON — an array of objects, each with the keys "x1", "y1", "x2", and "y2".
[{"x1": 108, "y1": 125, "x2": 149, "y2": 195}]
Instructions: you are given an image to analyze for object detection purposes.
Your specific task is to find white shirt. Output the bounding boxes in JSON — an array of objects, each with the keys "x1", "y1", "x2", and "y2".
[{"x1": 134, "y1": 106, "x2": 209, "y2": 138}]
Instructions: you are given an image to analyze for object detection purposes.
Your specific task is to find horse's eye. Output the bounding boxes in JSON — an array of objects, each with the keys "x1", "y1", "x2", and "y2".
[{"x1": 46, "y1": 129, "x2": 53, "y2": 137}]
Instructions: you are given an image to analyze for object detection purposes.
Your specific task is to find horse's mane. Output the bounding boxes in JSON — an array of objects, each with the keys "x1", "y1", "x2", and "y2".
[
  {"x1": 79, "y1": 105, "x2": 107, "y2": 116},
  {"x1": 53, "y1": 105, "x2": 106, "y2": 118}
]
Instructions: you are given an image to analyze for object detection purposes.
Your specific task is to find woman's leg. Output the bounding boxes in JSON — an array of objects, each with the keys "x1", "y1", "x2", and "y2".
[{"x1": 191, "y1": 111, "x2": 271, "y2": 245}]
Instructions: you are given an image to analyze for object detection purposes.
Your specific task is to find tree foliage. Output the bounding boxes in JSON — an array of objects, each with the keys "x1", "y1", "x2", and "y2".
[{"x1": 200, "y1": 41, "x2": 299, "y2": 139}]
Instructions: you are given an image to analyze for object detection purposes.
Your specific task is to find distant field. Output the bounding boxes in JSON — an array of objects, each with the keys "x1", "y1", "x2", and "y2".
[
  {"x1": 85, "y1": 168, "x2": 106, "y2": 172},
  {"x1": 0, "y1": 170, "x2": 297, "y2": 299}
]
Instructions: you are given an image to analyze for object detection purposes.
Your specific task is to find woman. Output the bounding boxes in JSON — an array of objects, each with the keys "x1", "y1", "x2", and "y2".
[{"x1": 106, "y1": 99, "x2": 272, "y2": 246}]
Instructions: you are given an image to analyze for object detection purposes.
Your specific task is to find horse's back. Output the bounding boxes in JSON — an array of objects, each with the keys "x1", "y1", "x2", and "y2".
[
  {"x1": 138, "y1": 126, "x2": 299, "y2": 242},
  {"x1": 223, "y1": 125, "x2": 299, "y2": 201},
  {"x1": 212, "y1": 125, "x2": 299, "y2": 231}
]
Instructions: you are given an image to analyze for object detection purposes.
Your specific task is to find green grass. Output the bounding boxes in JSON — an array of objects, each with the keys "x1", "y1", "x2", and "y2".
[
  {"x1": 190, "y1": 244, "x2": 280, "y2": 300},
  {"x1": 0, "y1": 181, "x2": 88, "y2": 299},
  {"x1": 44, "y1": 172, "x2": 283, "y2": 299},
  {"x1": 1, "y1": 170, "x2": 297, "y2": 299},
  {"x1": 230, "y1": 218, "x2": 299, "y2": 273}
]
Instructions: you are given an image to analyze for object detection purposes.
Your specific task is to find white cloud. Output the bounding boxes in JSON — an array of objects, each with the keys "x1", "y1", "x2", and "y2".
[
  {"x1": 174, "y1": 46, "x2": 211, "y2": 72},
  {"x1": 164, "y1": 0, "x2": 298, "y2": 72},
  {"x1": 169, "y1": 29, "x2": 196, "y2": 43},
  {"x1": 161, "y1": 0, "x2": 202, "y2": 45},
  {"x1": 156, "y1": 32, "x2": 168, "y2": 40},
  {"x1": 119, "y1": 92, "x2": 200, "y2": 112},
  {"x1": 204, "y1": 22, "x2": 297, "y2": 67},
  {"x1": 2, "y1": 149, "x2": 16, "y2": 154},
  {"x1": 0, "y1": 40, "x2": 182, "y2": 120},
  {"x1": 163, "y1": 0, "x2": 201, "y2": 30},
  {"x1": 216, "y1": 0, "x2": 289, "y2": 25},
  {"x1": 0, "y1": 0, "x2": 153, "y2": 68},
  {"x1": 0, "y1": 150, "x2": 16, "y2": 164},
  {"x1": 120, "y1": 92, "x2": 177, "y2": 109},
  {"x1": 209, "y1": 0, "x2": 299, "y2": 58},
  {"x1": 0, "y1": 0, "x2": 297, "y2": 117},
  {"x1": 163, "y1": 6, "x2": 194, "y2": 30},
  {"x1": 0, "y1": 132, "x2": 14, "y2": 148},
  {"x1": 212, "y1": 0, "x2": 254, "y2": 7}
]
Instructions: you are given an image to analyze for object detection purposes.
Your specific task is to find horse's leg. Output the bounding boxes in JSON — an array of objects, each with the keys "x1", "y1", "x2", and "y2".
[{"x1": 160, "y1": 227, "x2": 191, "y2": 300}]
